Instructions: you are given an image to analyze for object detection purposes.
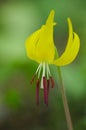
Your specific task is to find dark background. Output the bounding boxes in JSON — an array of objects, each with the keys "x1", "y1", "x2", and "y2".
[{"x1": 0, "y1": 0, "x2": 86, "y2": 130}]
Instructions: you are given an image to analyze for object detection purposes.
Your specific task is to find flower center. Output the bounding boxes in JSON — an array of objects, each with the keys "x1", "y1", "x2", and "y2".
[{"x1": 30, "y1": 62, "x2": 54, "y2": 105}]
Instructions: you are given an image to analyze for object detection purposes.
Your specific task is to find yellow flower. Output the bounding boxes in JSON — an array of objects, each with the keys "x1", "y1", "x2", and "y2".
[{"x1": 25, "y1": 10, "x2": 80, "y2": 105}]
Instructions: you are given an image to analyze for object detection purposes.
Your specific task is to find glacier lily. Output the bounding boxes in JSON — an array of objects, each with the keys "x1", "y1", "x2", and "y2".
[{"x1": 25, "y1": 10, "x2": 80, "y2": 105}]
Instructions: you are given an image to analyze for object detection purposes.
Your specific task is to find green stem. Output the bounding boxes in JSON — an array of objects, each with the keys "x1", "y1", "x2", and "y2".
[{"x1": 57, "y1": 67, "x2": 73, "y2": 130}]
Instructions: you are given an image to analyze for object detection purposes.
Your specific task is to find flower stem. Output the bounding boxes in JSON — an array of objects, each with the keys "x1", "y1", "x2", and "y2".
[{"x1": 57, "y1": 67, "x2": 73, "y2": 130}]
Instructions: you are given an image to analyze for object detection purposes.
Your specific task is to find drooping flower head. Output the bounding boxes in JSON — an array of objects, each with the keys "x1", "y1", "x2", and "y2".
[{"x1": 25, "y1": 10, "x2": 80, "y2": 105}]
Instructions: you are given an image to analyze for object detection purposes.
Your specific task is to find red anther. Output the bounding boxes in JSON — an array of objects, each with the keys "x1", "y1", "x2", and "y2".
[
  {"x1": 47, "y1": 79, "x2": 50, "y2": 95},
  {"x1": 43, "y1": 77, "x2": 48, "y2": 106},
  {"x1": 36, "y1": 79, "x2": 40, "y2": 105},
  {"x1": 30, "y1": 74, "x2": 36, "y2": 84},
  {"x1": 50, "y1": 77, "x2": 54, "y2": 88}
]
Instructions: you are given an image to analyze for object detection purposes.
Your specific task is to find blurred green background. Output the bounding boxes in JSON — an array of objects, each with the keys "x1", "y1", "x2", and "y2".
[{"x1": 0, "y1": 0, "x2": 86, "y2": 130}]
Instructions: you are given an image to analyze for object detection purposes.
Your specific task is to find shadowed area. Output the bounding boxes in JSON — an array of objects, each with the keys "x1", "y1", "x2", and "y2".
[{"x1": 0, "y1": 0, "x2": 86, "y2": 130}]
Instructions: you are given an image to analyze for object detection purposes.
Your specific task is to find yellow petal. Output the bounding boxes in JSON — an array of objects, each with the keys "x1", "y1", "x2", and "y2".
[
  {"x1": 25, "y1": 10, "x2": 56, "y2": 63},
  {"x1": 53, "y1": 19, "x2": 80, "y2": 66},
  {"x1": 35, "y1": 10, "x2": 55, "y2": 63},
  {"x1": 65, "y1": 18, "x2": 73, "y2": 51},
  {"x1": 25, "y1": 29, "x2": 41, "y2": 61}
]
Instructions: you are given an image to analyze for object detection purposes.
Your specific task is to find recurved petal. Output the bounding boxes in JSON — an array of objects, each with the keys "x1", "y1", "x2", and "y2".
[
  {"x1": 35, "y1": 10, "x2": 55, "y2": 63},
  {"x1": 53, "y1": 32, "x2": 80, "y2": 66},
  {"x1": 65, "y1": 18, "x2": 73, "y2": 51},
  {"x1": 46, "y1": 10, "x2": 55, "y2": 25},
  {"x1": 25, "y1": 10, "x2": 56, "y2": 63}
]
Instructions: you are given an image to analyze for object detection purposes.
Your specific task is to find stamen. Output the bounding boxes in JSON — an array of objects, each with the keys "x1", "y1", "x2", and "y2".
[
  {"x1": 30, "y1": 74, "x2": 36, "y2": 84},
  {"x1": 36, "y1": 63, "x2": 42, "y2": 74},
  {"x1": 41, "y1": 76, "x2": 43, "y2": 89},
  {"x1": 36, "y1": 79, "x2": 40, "y2": 105},
  {"x1": 50, "y1": 77, "x2": 54, "y2": 88},
  {"x1": 47, "y1": 64, "x2": 51, "y2": 77},
  {"x1": 46, "y1": 64, "x2": 49, "y2": 80},
  {"x1": 30, "y1": 63, "x2": 42, "y2": 84},
  {"x1": 38, "y1": 64, "x2": 42, "y2": 79},
  {"x1": 43, "y1": 62, "x2": 46, "y2": 77},
  {"x1": 43, "y1": 77, "x2": 48, "y2": 106}
]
